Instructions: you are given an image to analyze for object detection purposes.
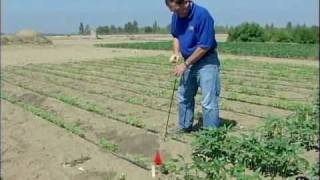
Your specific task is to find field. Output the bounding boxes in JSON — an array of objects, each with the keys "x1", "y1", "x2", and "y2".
[{"x1": 1, "y1": 34, "x2": 319, "y2": 179}]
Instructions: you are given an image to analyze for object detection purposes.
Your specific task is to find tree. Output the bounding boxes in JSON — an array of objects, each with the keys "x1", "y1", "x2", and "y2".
[
  {"x1": 144, "y1": 26, "x2": 153, "y2": 33},
  {"x1": 124, "y1": 22, "x2": 133, "y2": 33},
  {"x1": 133, "y1": 20, "x2": 139, "y2": 33},
  {"x1": 96, "y1": 26, "x2": 110, "y2": 35},
  {"x1": 286, "y1": 22, "x2": 293, "y2": 30},
  {"x1": 79, "y1": 22, "x2": 84, "y2": 35},
  {"x1": 294, "y1": 25, "x2": 318, "y2": 44},
  {"x1": 124, "y1": 21, "x2": 139, "y2": 34},
  {"x1": 84, "y1": 24, "x2": 91, "y2": 35},
  {"x1": 271, "y1": 29, "x2": 293, "y2": 43},
  {"x1": 110, "y1": 25, "x2": 117, "y2": 34},
  {"x1": 166, "y1": 24, "x2": 171, "y2": 31},
  {"x1": 117, "y1": 27, "x2": 123, "y2": 34},
  {"x1": 270, "y1": 23, "x2": 274, "y2": 30},
  {"x1": 265, "y1": 24, "x2": 270, "y2": 30},
  {"x1": 152, "y1": 21, "x2": 159, "y2": 33}
]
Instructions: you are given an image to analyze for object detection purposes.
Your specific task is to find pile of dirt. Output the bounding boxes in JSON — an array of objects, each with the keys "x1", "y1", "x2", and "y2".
[{"x1": 1, "y1": 29, "x2": 53, "y2": 45}]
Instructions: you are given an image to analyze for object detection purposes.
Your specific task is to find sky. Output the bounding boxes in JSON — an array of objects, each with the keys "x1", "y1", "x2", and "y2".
[{"x1": 2, "y1": 0, "x2": 319, "y2": 34}]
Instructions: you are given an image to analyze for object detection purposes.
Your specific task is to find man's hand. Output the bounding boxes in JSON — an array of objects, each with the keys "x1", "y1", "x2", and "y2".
[
  {"x1": 174, "y1": 63, "x2": 187, "y2": 76},
  {"x1": 169, "y1": 54, "x2": 180, "y2": 63}
]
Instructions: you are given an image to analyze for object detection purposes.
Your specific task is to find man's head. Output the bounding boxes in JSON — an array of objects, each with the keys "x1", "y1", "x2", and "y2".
[{"x1": 165, "y1": 0, "x2": 192, "y2": 18}]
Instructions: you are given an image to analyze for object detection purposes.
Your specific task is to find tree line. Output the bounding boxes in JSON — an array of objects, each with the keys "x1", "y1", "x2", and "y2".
[
  {"x1": 79, "y1": 21, "x2": 232, "y2": 35},
  {"x1": 78, "y1": 21, "x2": 318, "y2": 44}
]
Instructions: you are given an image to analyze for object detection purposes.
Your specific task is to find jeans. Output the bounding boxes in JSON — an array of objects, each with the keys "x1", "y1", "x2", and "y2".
[{"x1": 178, "y1": 50, "x2": 221, "y2": 129}]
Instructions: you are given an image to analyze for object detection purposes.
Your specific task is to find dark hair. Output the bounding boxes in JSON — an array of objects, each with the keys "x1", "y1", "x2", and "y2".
[{"x1": 165, "y1": 0, "x2": 185, "y2": 6}]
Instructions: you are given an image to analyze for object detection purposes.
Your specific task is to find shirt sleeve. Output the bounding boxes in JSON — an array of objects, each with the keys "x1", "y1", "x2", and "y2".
[
  {"x1": 170, "y1": 15, "x2": 178, "y2": 38},
  {"x1": 197, "y1": 13, "x2": 214, "y2": 49}
]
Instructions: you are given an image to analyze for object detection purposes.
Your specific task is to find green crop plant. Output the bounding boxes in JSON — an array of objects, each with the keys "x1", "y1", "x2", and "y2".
[
  {"x1": 192, "y1": 127, "x2": 309, "y2": 178},
  {"x1": 126, "y1": 96, "x2": 145, "y2": 105},
  {"x1": 132, "y1": 154, "x2": 148, "y2": 168},
  {"x1": 191, "y1": 126, "x2": 232, "y2": 179},
  {"x1": 160, "y1": 158, "x2": 182, "y2": 175},
  {"x1": 308, "y1": 162, "x2": 320, "y2": 179},
  {"x1": 99, "y1": 138, "x2": 118, "y2": 152},
  {"x1": 126, "y1": 116, "x2": 145, "y2": 128},
  {"x1": 52, "y1": 94, "x2": 107, "y2": 115},
  {"x1": 260, "y1": 105, "x2": 318, "y2": 150},
  {"x1": 228, "y1": 164, "x2": 262, "y2": 180},
  {"x1": 288, "y1": 106, "x2": 319, "y2": 150}
]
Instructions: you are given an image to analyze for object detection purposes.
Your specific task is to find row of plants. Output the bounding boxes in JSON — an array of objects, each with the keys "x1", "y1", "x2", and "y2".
[
  {"x1": 80, "y1": 59, "x2": 317, "y2": 92},
  {"x1": 20, "y1": 63, "x2": 313, "y2": 112},
  {"x1": 89, "y1": 56, "x2": 318, "y2": 82},
  {"x1": 6, "y1": 59, "x2": 315, "y2": 124},
  {"x1": 0, "y1": 88, "x2": 153, "y2": 172},
  {"x1": 16, "y1": 64, "x2": 308, "y2": 118},
  {"x1": 91, "y1": 57, "x2": 317, "y2": 90},
  {"x1": 79, "y1": 59, "x2": 316, "y2": 89},
  {"x1": 1, "y1": 90, "x2": 85, "y2": 138},
  {"x1": 3, "y1": 71, "x2": 195, "y2": 148},
  {"x1": 26, "y1": 62, "x2": 310, "y2": 99},
  {"x1": 80, "y1": 56, "x2": 316, "y2": 90},
  {"x1": 2, "y1": 75, "x2": 148, "y2": 130},
  {"x1": 92, "y1": 55, "x2": 316, "y2": 82},
  {"x1": 2, "y1": 68, "x2": 261, "y2": 146},
  {"x1": 6, "y1": 69, "x2": 266, "y2": 121},
  {"x1": 104, "y1": 55, "x2": 316, "y2": 75},
  {"x1": 25, "y1": 59, "x2": 315, "y2": 93},
  {"x1": 94, "y1": 41, "x2": 318, "y2": 59},
  {"x1": 8, "y1": 67, "x2": 297, "y2": 120}
]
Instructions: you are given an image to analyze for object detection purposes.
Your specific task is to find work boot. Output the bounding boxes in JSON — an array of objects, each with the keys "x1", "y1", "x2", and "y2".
[{"x1": 173, "y1": 127, "x2": 193, "y2": 134}]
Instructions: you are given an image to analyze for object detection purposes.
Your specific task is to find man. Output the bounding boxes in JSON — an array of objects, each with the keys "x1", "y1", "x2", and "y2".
[{"x1": 165, "y1": 0, "x2": 221, "y2": 132}]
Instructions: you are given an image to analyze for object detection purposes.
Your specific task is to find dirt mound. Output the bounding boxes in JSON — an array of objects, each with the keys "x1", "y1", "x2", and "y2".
[
  {"x1": 16, "y1": 29, "x2": 41, "y2": 37},
  {"x1": 1, "y1": 29, "x2": 53, "y2": 45}
]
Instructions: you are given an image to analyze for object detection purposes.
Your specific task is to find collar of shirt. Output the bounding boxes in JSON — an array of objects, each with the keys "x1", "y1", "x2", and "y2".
[
  {"x1": 187, "y1": 2, "x2": 195, "y2": 19},
  {"x1": 177, "y1": 2, "x2": 195, "y2": 20}
]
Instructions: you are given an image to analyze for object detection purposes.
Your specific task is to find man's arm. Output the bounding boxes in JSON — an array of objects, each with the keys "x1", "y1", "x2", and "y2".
[
  {"x1": 174, "y1": 47, "x2": 209, "y2": 76},
  {"x1": 184, "y1": 47, "x2": 209, "y2": 67},
  {"x1": 173, "y1": 37, "x2": 180, "y2": 55}
]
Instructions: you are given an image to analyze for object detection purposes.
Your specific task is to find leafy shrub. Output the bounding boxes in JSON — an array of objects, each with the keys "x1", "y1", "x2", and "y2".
[
  {"x1": 228, "y1": 22, "x2": 267, "y2": 42},
  {"x1": 228, "y1": 23, "x2": 319, "y2": 44}
]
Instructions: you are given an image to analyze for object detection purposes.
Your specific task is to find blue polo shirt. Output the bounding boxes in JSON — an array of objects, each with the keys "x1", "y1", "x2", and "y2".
[{"x1": 171, "y1": 3, "x2": 217, "y2": 60}]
